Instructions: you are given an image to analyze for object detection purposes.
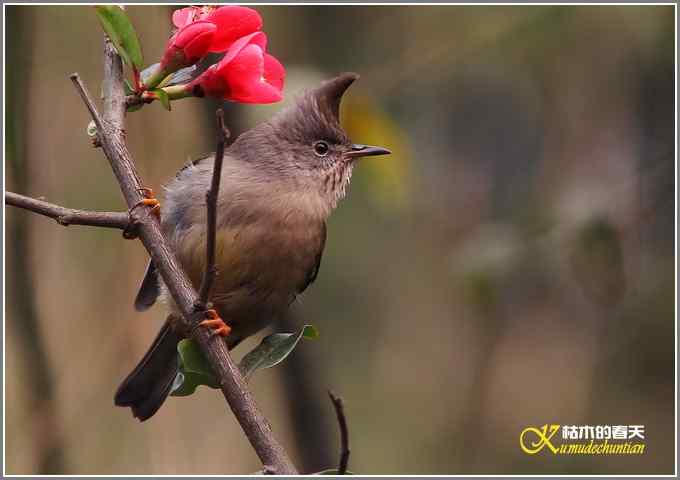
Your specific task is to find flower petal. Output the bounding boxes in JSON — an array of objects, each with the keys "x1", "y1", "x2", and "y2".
[
  {"x1": 161, "y1": 20, "x2": 217, "y2": 71},
  {"x1": 174, "y1": 21, "x2": 216, "y2": 49},
  {"x1": 216, "y1": 32, "x2": 267, "y2": 71},
  {"x1": 263, "y1": 53, "x2": 285, "y2": 91},
  {"x1": 191, "y1": 65, "x2": 229, "y2": 98},
  {"x1": 224, "y1": 44, "x2": 283, "y2": 104},
  {"x1": 183, "y1": 28, "x2": 216, "y2": 63},
  {"x1": 172, "y1": 7, "x2": 198, "y2": 28},
  {"x1": 206, "y1": 6, "x2": 263, "y2": 53}
]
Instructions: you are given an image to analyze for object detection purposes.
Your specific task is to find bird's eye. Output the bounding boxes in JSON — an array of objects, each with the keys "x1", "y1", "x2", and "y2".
[{"x1": 313, "y1": 141, "x2": 330, "y2": 157}]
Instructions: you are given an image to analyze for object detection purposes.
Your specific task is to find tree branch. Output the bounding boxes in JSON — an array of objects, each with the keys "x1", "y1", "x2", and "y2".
[
  {"x1": 197, "y1": 110, "x2": 228, "y2": 306},
  {"x1": 328, "y1": 391, "x2": 350, "y2": 475},
  {"x1": 58, "y1": 38, "x2": 298, "y2": 474},
  {"x1": 5, "y1": 191, "x2": 130, "y2": 230}
]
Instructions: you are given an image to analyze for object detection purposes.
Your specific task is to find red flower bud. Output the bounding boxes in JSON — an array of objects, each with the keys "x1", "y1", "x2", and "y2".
[
  {"x1": 172, "y1": 5, "x2": 263, "y2": 53},
  {"x1": 160, "y1": 20, "x2": 217, "y2": 72},
  {"x1": 187, "y1": 32, "x2": 285, "y2": 104}
]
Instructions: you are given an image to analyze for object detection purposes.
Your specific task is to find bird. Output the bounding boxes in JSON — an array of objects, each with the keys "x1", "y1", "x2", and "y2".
[{"x1": 115, "y1": 72, "x2": 391, "y2": 421}]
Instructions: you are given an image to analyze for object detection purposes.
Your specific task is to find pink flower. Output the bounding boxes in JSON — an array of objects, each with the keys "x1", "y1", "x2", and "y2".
[
  {"x1": 187, "y1": 32, "x2": 285, "y2": 104},
  {"x1": 160, "y1": 20, "x2": 217, "y2": 72},
  {"x1": 172, "y1": 5, "x2": 263, "y2": 53},
  {"x1": 172, "y1": 5, "x2": 216, "y2": 27}
]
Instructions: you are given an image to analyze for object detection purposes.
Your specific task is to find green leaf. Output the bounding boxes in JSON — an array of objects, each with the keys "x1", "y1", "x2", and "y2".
[
  {"x1": 302, "y1": 324, "x2": 320, "y2": 340},
  {"x1": 151, "y1": 88, "x2": 171, "y2": 111},
  {"x1": 315, "y1": 469, "x2": 355, "y2": 475},
  {"x1": 238, "y1": 325, "x2": 318, "y2": 381},
  {"x1": 95, "y1": 6, "x2": 143, "y2": 70},
  {"x1": 123, "y1": 78, "x2": 135, "y2": 96},
  {"x1": 140, "y1": 63, "x2": 161, "y2": 84},
  {"x1": 170, "y1": 325, "x2": 318, "y2": 396},
  {"x1": 164, "y1": 65, "x2": 199, "y2": 87},
  {"x1": 141, "y1": 63, "x2": 200, "y2": 88},
  {"x1": 170, "y1": 339, "x2": 219, "y2": 397}
]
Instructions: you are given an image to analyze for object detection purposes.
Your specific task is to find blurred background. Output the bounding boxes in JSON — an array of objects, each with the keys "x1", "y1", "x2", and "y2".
[{"x1": 4, "y1": 4, "x2": 675, "y2": 475}]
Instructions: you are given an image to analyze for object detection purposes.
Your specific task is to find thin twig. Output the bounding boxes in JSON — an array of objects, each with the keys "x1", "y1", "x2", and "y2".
[
  {"x1": 197, "y1": 109, "x2": 228, "y2": 306},
  {"x1": 328, "y1": 390, "x2": 350, "y2": 475},
  {"x1": 60, "y1": 40, "x2": 298, "y2": 474},
  {"x1": 5, "y1": 191, "x2": 130, "y2": 229}
]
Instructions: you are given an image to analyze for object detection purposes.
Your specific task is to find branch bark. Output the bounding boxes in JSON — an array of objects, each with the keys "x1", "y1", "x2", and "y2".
[
  {"x1": 5, "y1": 37, "x2": 298, "y2": 474},
  {"x1": 5, "y1": 191, "x2": 130, "y2": 229}
]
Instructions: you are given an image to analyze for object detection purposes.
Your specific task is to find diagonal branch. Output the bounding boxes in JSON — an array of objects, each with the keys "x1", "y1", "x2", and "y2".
[{"x1": 5, "y1": 191, "x2": 130, "y2": 230}]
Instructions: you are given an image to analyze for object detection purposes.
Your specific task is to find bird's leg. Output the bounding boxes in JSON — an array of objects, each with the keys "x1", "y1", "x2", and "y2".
[
  {"x1": 199, "y1": 309, "x2": 231, "y2": 337},
  {"x1": 122, "y1": 188, "x2": 162, "y2": 239},
  {"x1": 129, "y1": 187, "x2": 161, "y2": 219}
]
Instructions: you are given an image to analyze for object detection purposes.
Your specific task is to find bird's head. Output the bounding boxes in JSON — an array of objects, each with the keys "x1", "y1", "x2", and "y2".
[
  {"x1": 271, "y1": 72, "x2": 391, "y2": 171},
  {"x1": 233, "y1": 73, "x2": 390, "y2": 210}
]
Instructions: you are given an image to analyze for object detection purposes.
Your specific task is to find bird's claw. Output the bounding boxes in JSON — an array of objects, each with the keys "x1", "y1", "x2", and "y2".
[
  {"x1": 129, "y1": 187, "x2": 161, "y2": 220},
  {"x1": 199, "y1": 309, "x2": 231, "y2": 337},
  {"x1": 122, "y1": 188, "x2": 161, "y2": 239}
]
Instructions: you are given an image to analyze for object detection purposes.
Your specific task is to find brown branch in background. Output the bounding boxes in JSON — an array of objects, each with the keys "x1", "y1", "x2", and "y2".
[
  {"x1": 5, "y1": 192, "x2": 130, "y2": 230},
  {"x1": 5, "y1": 11, "x2": 67, "y2": 471},
  {"x1": 197, "y1": 109, "x2": 228, "y2": 306},
  {"x1": 328, "y1": 391, "x2": 350, "y2": 475},
  {"x1": 279, "y1": 311, "x2": 335, "y2": 472},
  {"x1": 58, "y1": 38, "x2": 298, "y2": 475},
  {"x1": 5, "y1": 201, "x2": 67, "y2": 474}
]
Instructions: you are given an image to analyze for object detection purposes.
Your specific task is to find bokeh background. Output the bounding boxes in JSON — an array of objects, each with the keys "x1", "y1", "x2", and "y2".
[{"x1": 4, "y1": 4, "x2": 676, "y2": 475}]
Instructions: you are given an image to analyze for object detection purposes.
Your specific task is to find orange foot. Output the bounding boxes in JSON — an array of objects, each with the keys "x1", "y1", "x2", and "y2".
[
  {"x1": 199, "y1": 309, "x2": 231, "y2": 337},
  {"x1": 129, "y1": 187, "x2": 161, "y2": 219}
]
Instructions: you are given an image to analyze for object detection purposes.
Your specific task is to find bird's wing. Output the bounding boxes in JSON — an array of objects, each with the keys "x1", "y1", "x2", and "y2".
[
  {"x1": 174, "y1": 152, "x2": 212, "y2": 179},
  {"x1": 133, "y1": 153, "x2": 213, "y2": 312},
  {"x1": 134, "y1": 260, "x2": 161, "y2": 311},
  {"x1": 297, "y1": 222, "x2": 327, "y2": 295}
]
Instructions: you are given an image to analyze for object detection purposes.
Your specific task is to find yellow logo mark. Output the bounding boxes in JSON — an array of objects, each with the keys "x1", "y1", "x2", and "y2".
[{"x1": 520, "y1": 424, "x2": 560, "y2": 454}]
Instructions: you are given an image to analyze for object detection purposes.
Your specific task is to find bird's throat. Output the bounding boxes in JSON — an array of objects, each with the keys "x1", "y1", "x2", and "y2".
[{"x1": 322, "y1": 161, "x2": 354, "y2": 210}]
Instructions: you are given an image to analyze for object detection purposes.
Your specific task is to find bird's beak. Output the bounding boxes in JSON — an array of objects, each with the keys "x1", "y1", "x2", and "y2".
[{"x1": 346, "y1": 143, "x2": 392, "y2": 159}]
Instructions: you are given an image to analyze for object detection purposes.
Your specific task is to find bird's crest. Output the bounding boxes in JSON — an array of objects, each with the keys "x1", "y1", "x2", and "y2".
[
  {"x1": 311, "y1": 72, "x2": 359, "y2": 126},
  {"x1": 267, "y1": 72, "x2": 359, "y2": 145}
]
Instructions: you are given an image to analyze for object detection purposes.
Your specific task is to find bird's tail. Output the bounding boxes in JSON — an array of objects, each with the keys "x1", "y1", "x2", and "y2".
[{"x1": 115, "y1": 318, "x2": 182, "y2": 421}]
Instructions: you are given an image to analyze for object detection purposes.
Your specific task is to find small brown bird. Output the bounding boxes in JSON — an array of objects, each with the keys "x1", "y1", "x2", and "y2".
[{"x1": 115, "y1": 73, "x2": 391, "y2": 420}]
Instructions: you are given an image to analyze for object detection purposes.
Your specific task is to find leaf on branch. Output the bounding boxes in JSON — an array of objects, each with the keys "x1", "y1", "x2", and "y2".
[
  {"x1": 170, "y1": 325, "x2": 318, "y2": 396},
  {"x1": 95, "y1": 6, "x2": 144, "y2": 70},
  {"x1": 238, "y1": 325, "x2": 318, "y2": 381},
  {"x1": 140, "y1": 63, "x2": 160, "y2": 84},
  {"x1": 151, "y1": 88, "x2": 172, "y2": 111},
  {"x1": 123, "y1": 78, "x2": 135, "y2": 95},
  {"x1": 140, "y1": 63, "x2": 199, "y2": 88},
  {"x1": 170, "y1": 339, "x2": 219, "y2": 397},
  {"x1": 164, "y1": 65, "x2": 199, "y2": 87}
]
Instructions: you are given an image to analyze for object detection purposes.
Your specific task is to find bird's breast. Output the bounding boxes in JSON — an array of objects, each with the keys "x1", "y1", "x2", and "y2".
[{"x1": 175, "y1": 203, "x2": 325, "y2": 320}]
